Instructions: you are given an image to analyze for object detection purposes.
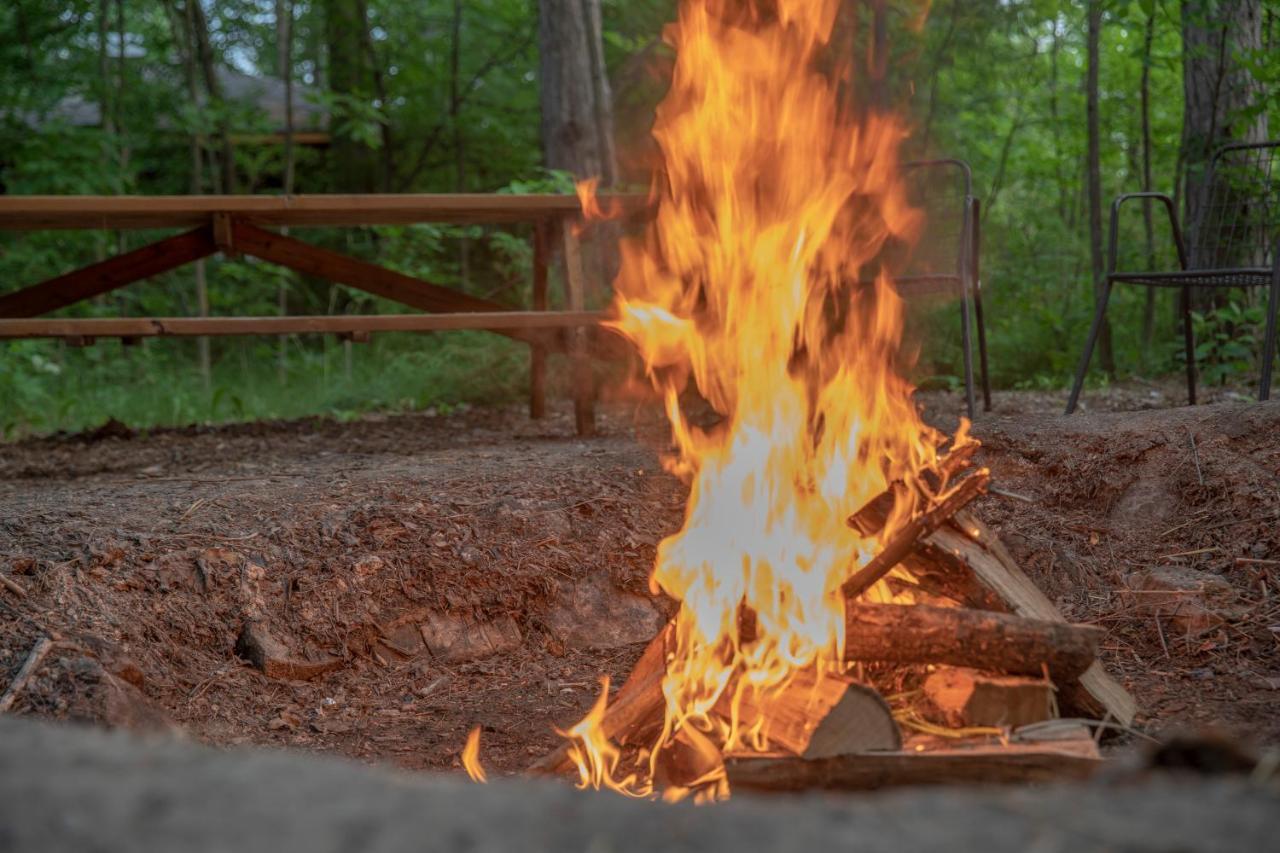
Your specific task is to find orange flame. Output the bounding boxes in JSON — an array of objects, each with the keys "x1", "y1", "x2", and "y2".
[
  {"x1": 574, "y1": 178, "x2": 622, "y2": 222},
  {"x1": 565, "y1": 0, "x2": 957, "y2": 799},
  {"x1": 462, "y1": 726, "x2": 487, "y2": 783}
]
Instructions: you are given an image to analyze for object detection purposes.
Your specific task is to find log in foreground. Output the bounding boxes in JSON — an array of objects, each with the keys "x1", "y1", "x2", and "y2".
[
  {"x1": 724, "y1": 742, "x2": 1102, "y2": 792},
  {"x1": 843, "y1": 603, "x2": 1101, "y2": 681}
]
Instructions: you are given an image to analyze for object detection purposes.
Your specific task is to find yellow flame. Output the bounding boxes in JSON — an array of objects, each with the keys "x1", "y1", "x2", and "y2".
[
  {"x1": 560, "y1": 678, "x2": 653, "y2": 797},
  {"x1": 462, "y1": 726, "x2": 487, "y2": 783},
  {"x1": 565, "y1": 0, "x2": 962, "y2": 799}
]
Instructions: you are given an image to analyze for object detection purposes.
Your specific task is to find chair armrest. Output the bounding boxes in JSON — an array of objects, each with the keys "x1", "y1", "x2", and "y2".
[{"x1": 1108, "y1": 192, "x2": 1188, "y2": 275}]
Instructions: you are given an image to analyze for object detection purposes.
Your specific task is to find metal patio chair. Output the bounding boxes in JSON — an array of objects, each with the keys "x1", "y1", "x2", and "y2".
[
  {"x1": 889, "y1": 158, "x2": 991, "y2": 419},
  {"x1": 1065, "y1": 140, "x2": 1280, "y2": 414}
]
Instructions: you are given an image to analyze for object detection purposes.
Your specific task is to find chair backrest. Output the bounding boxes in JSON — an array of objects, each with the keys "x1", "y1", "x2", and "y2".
[
  {"x1": 1189, "y1": 141, "x2": 1280, "y2": 270},
  {"x1": 899, "y1": 158, "x2": 972, "y2": 281}
]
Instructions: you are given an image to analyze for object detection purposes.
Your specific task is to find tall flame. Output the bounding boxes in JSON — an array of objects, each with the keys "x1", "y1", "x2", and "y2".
[{"x1": 568, "y1": 0, "x2": 954, "y2": 798}]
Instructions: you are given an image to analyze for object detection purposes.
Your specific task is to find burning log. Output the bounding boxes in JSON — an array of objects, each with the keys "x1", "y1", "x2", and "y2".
[
  {"x1": 841, "y1": 469, "x2": 991, "y2": 600},
  {"x1": 711, "y1": 666, "x2": 850, "y2": 756},
  {"x1": 799, "y1": 683, "x2": 901, "y2": 758},
  {"x1": 531, "y1": 602, "x2": 1099, "y2": 776}
]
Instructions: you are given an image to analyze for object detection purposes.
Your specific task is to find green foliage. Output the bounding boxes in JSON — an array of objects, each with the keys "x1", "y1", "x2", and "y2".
[
  {"x1": 1, "y1": 0, "x2": 1277, "y2": 438},
  {"x1": 1180, "y1": 300, "x2": 1269, "y2": 387},
  {"x1": 0, "y1": 332, "x2": 532, "y2": 439}
]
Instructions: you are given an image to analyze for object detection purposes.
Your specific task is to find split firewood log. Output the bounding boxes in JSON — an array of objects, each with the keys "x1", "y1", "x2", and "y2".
[{"x1": 841, "y1": 602, "x2": 1100, "y2": 680}]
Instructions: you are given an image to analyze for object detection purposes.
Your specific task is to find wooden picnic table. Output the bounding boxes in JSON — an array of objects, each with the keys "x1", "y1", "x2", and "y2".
[{"x1": 0, "y1": 193, "x2": 648, "y2": 435}]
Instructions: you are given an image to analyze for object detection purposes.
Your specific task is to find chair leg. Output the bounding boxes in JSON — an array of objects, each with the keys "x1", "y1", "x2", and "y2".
[
  {"x1": 958, "y1": 283, "x2": 976, "y2": 421},
  {"x1": 1181, "y1": 284, "x2": 1197, "y2": 405},
  {"x1": 1064, "y1": 279, "x2": 1114, "y2": 415},
  {"x1": 1260, "y1": 259, "x2": 1280, "y2": 402},
  {"x1": 973, "y1": 286, "x2": 992, "y2": 412}
]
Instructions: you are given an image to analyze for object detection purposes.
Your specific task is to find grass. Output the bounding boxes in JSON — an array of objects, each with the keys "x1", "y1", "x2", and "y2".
[{"x1": 0, "y1": 331, "x2": 534, "y2": 439}]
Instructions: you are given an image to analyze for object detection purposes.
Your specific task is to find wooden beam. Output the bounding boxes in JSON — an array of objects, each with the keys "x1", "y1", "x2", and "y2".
[
  {"x1": 560, "y1": 221, "x2": 596, "y2": 436},
  {"x1": 0, "y1": 194, "x2": 651, "y2": 231},
  {"x1": 229, "y1": 132, "x2": 331, "y2": 146},
  {"x1": 0, "y1": 312, "x2": 602, "y2": 340},
  {"x1": 0, "y1": 227, "x2": 217, "y2": 318},
  {"x1": 229, "y1": 221, "x2": 562, "y2": 350},
  {"x1": 529, "y1": 221, "x2": 551, "y2": 420}
]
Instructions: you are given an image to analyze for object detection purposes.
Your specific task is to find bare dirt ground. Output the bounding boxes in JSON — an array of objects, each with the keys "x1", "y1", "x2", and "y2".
[{"x1": 1, "y1": 378, "x2": 1278, "y2": 781}]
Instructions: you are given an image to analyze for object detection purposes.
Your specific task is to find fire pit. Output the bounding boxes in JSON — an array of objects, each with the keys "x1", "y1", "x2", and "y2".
[{"x1": 474, "y1": 0, "x2": 1137, "y2": 800}]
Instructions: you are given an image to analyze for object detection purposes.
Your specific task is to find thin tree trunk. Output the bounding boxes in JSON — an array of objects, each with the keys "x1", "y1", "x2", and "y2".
[
  {"x1": 450, "y1": 0, "x2": 469, "y2": 285},
  {"x1": 579, "y1": 0, "x2": 617, "y2": 186},
  {"x1": 324, "y1": 0, "x2": 376, "y2": 192},
  {"x1": 356, "y1": 0, "x2": 392, "y2": 191},
  {"x1": 1086, "y1": 0, "x2": 1116, "y2": 377},
  {"x1": 165, "y1": 0, "x2": 212, "y2": 391},
  {"x1": 94, "y1": 0, "x2": 113, "y2": 284},
  {"x1": 1140, "y1": 6, "x2": 1158, "y2": 364},
  {"x1": 1050, "y1": 21, "x2": 1068, "y2": 221},
  {"x1": 1181, "y1": 0, "x2": 1267, "y2": 274},
  {"x1": 1085, "y1": 2, "x2": 1115, "y2": 376},
  {"x1": 97, "y1": 0, "x2": 113, "y2": 138},
  {"x1": 918, "y1": 0, "x2": 959, "y2": 155},
  {"x1": 115, "y1": 0, "x2": 127, "y2": 182},
  {"x1": 276, "y1": 0, "x2": 294, "y2": 383},
  {"x1": 114, "y1": 0, "x2": 128, "y2": 319},
  {"x1": 870, "y1": 0, "x2": 888, "y2": 108},
  {"x1": 984, "y1": 111, "x2": 1023, "y2": 223},
  {"x1": 190, "y1": 0, "x2": 235, "y2": 194}
]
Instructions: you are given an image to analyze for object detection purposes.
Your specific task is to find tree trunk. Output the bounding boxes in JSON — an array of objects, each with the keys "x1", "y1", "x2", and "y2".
[
  {"x1": 355, "y1": 0, "x2": 392, "y2": 191},
  {"x1": 190, "y1": 0, "x2": 235, "y2": 194},
  {"x1": 1140, "y1": 5, "x2": 1158, "y2": 364},
  {"x1": 324, "y1": 0, "x2": 376, "y2": 192},
  {"x1": 450, "y1": 0, "x2": 470, "y2": 285},
  {"x1": 1181, "y1": 0, "x2": 1268, "y2": 272},
  {"x1": 869, "y1": 0, "x2": 888, "y2": 109},
  {"x1": 276, "y1": 0, "x2": 295, "y2": 383},
  {"x1": 1086, "y1": 1, "x2": 1116, "y2": 377},
  {"x1": 537, "y1": 0, "x2": 619, "y2": 317},
  {"x1": 580, "y1": 0, "x2": 618, "y2": 182},
  {"x1": 537, "y1": 0, "x2": 617, "y2": 185},
  {"x1": 166, "y1": 0, "x2": 212, "y2": 391}
]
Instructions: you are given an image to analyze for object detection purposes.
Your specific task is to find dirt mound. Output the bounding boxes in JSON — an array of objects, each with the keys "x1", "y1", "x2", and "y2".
[
  {"x1": 2, "y1": 396, "x2": 1277, "y2": 780},
  {"x1": 974, "y1": 401, "x2": 1280, "y2": 739}
]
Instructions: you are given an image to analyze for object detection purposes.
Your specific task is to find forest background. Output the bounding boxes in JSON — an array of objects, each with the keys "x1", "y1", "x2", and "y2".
[{"x1": 0, "y1": 0, "x2": 1276, "y2": 436}]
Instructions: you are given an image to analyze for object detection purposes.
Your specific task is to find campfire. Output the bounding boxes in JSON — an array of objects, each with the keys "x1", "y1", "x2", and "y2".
[{"x1": 469, "y1": 0, "x2": 1134, "y2": 800}]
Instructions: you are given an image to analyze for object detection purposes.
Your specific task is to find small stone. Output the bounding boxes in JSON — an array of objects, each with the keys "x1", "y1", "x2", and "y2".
[
  {"x1": 1125, "y1": 566, "x2": 1239, "y2": 635},
  {"x1": 543, "y1": 573, "x2": 664, "y2": 651},
  {"x1": 418, "y1": 611, "x2": 521, "y2": 663},
  {"x1": 235, "y1": 620, "x2": 343, "y2": 681},
  {"x1": 109, "y1": 657, "x2": 146, "y2": 691}
]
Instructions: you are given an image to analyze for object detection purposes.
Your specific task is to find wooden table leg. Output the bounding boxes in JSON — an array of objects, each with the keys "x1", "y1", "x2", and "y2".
[
  {"x1": 560, "y1": 220, "x2": 595, "y2": 436},
  {"x1": 530, "y1": 221, "x2": 549, "y2": 420}
]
